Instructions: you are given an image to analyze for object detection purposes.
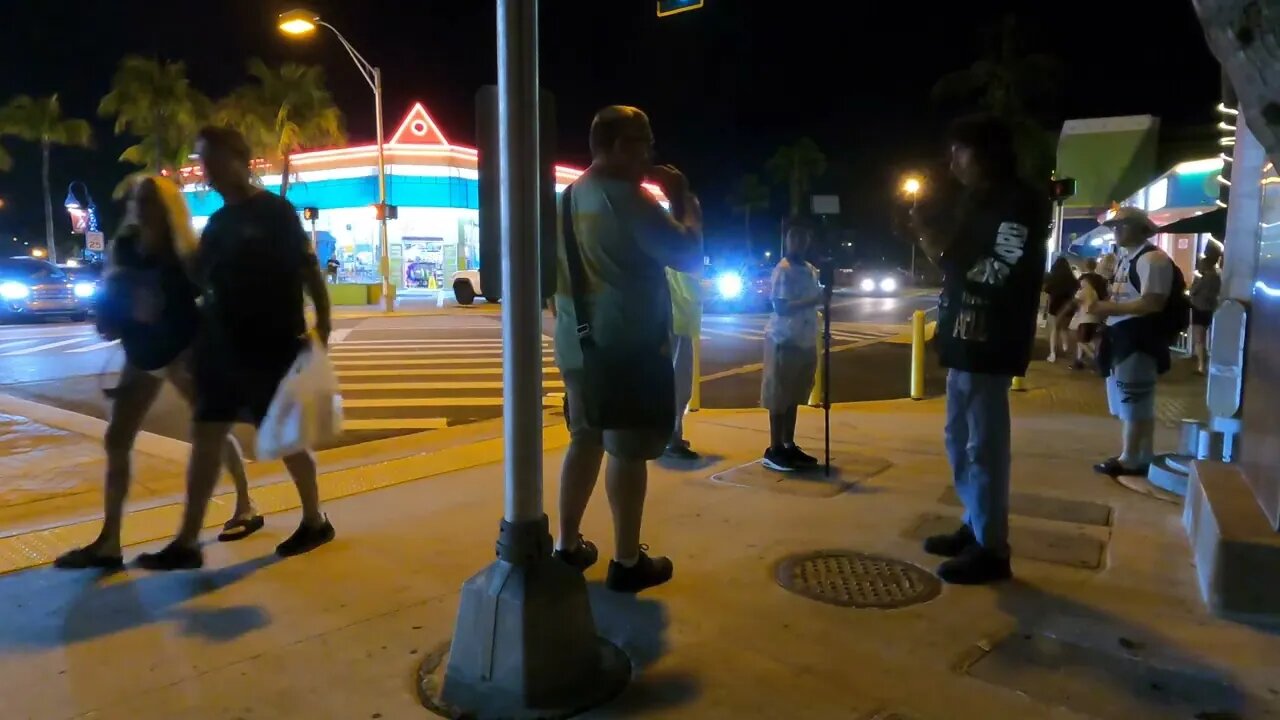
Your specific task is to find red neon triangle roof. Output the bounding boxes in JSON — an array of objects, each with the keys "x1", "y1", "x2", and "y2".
[{"x1": 388, "y1": 102, "x2": 450, "y2": 146}]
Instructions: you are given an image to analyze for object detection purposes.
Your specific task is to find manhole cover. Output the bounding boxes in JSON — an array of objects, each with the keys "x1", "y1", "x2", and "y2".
[{"x1": 775, "y1": 551, "x2": 941, "y2": 608}]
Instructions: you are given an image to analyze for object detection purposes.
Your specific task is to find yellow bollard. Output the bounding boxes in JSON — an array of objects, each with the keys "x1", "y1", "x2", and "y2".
[
  {"x1": 689, "y1": 321, "x2": 702, "y2": 412},
  {"x1": 809, "y1": 312, "x2": 825, "y2": 407},
  {"x1": 1011, "y1": 375, "x2": 1026, "y2": 392},
  {"x1": 910, "y1": 309, "x2": 926, "y2": 400}
]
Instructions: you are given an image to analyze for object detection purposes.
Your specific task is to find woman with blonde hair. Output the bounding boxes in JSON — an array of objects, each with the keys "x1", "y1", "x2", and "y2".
[{"x1": 55, "y1": 175, "x2": 261, "y2": 569}]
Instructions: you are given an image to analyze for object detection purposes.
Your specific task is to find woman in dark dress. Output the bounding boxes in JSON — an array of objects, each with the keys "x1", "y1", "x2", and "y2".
[
  {"x1": 1043, "y1": 256, "x2": 1080, "y2": 363},
  {"x1": 54, "y1": 176, "x2": 262, "y2": 570}
]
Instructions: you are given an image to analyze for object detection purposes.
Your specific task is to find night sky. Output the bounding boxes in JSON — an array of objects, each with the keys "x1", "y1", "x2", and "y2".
[{"x1": 0, "y1": 0, "x2": 1220, "y2": 261}]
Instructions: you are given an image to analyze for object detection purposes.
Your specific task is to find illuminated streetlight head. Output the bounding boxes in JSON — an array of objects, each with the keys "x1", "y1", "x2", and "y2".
[
  {"x1": 278, "y1": 9, "x2": 319, "y2": 36},
  {"x1": 31, "y1": 247, "x2": 46, "y2": 258},
  {"x1": 902, "y1": 177, "x2": 922, "y2": 196}
]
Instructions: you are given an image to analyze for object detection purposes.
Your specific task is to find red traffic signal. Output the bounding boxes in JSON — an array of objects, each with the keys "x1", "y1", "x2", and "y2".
[{"x1": 373, "y1": 203, "x2": 399, "y2": 221}]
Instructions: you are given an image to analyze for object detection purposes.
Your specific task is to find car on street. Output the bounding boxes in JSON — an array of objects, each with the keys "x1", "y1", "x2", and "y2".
[
  {"x1": 0, "y1": 257, "x2": 91, "y2": 323},
  {"x1": 451, "y1": 269, "x2": 496, "y2": 305},
  {"x1": 702, "y1": 263, "x2": 773, "y2": 313},
  {"x1": 846, "y1": 263, "x2": 912, "y2": 297},
  {"x1": 61, "y1": 263, "x2": 102, "y2": 318}
]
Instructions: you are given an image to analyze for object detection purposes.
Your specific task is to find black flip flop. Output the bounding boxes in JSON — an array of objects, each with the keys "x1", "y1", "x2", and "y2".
[
  {"x1": 1094, "y1": 457, "x2": 1149, "y2": 478},
  {"x1": 217, "y1": 514, "x2": 266, "y2": 542}
]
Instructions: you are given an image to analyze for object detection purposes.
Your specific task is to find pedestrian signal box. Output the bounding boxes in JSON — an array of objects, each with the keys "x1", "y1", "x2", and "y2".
[
  {"x1": 302, "y1": 207, "x2": 320, "y2": 221},
  {"x1": 373, "y1": 203, "x2": 399, "y2": 221},
  {"x1": 1049, "y1": 178, "x2": 1077, "y2": 203},
  {"x1": 657, "y1": 0, "x2": 703, "y2": 17}
]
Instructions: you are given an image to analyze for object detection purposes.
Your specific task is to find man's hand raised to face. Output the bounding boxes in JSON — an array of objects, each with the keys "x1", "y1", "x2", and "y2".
[{"x1": 648, "y1": 164, "x2": 689, "y2": 198}]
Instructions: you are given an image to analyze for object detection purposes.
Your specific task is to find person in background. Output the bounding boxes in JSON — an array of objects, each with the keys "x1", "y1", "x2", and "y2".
[
  {"x1": 136, "y1": 126, "x2": 335, "y2": 570},
  {"x1": 1043, "y1": 256, "x2": 1079, "y2": 363},
  {"x1": 54, "y1": 176, "x2": 261, "y2": 570},
  {"x1": 912, "y1": 114, "x2": 1050, "y2": 585},
  {"x1": 665, "y1": 265, "x2": 703, "y2": 460},
  {"x1": 1070, "y1": 255, "x2": 1113, "y2": 370},
  {"x1": 1188, "y1": 246, "x2": 1223, "y2": 375},
  {"x1": 1086, "y1": 207, "x2": 1177, "y2": 478},
  {"x1": 551, "y1": 106, "x2": 703, "y2": 594},
  {"x1": 760, "y1": 224, "x2": 823, "y2": 473},
  {"x1": 326, "y1": 256, "x2": 340, "y2": 284}
]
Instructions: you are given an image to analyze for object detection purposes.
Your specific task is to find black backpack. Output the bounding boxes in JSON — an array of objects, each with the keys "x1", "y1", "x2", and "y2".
[{"x1": 1128, "y1": 245, "x2": 1190, "y2": 342}]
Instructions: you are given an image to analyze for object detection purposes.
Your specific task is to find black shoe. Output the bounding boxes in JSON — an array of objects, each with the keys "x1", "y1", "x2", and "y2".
[
  {"x1": 923, "y1": 524, "x2": 977, "y2": 558},
  {"x1": 54, "y1": 546, "x2": 125, "y2": 571},
  {"x1": 606, "y1": 548, "x2": 674, "y2": 594},
  {"x1": 936, "y1": 545, "x2": 1012, "y2": 585},
  {"x1": 663, "y1": 444, "x2": 700, "y2": 461},
  {"x1": 787, "y1": 445, "x2": 819, "y2": 467},
  {"x1": 136, "y1": 542, "x2": 203, "y2": 571},
  {"x1": 762, "y1": 446, "x2": 796, "y2": 472},
  {"x1": 276, "y1": 517, "x2": 335, "y2": 557},
  {"x1": 552, "y1": 536, "x2": 599, "y2": 571}
]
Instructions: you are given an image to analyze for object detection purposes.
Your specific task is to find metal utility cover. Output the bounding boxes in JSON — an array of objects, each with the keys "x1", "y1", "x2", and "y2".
[
  {"x1": 711, "y1": 454, "x2": 891, "y2": 498},
  {"x1": 775, "y1": 551, "x2": 941, "y2": 609}
]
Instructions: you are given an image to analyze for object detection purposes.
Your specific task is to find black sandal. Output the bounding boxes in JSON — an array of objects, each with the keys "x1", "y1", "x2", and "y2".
[
  {"x1": 217, "y1": 514, "x2": 266, "y2": 542},
  {"x1": 1094, "y1": 457, "x2": 1149, "y2": 478},
  {"x1": 53, "y1": 546, "x2": 125, "y2": 571}
]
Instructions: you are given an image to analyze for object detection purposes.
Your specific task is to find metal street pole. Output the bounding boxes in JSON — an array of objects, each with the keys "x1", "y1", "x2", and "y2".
[
  {"x1": 374, "y1": 67, "x2": 392, "y2": 312},
  {"x1": 432, "y1": 0, "x2": 628, "y2": 714}
]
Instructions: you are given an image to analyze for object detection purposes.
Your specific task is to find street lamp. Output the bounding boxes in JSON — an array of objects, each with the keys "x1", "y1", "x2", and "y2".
[
  {"x1": 901, "y1": 175, "x2": 923, "y2": 279},
  {"x1": 278, "y1": 9, "x2": 393, "y2": 312}
]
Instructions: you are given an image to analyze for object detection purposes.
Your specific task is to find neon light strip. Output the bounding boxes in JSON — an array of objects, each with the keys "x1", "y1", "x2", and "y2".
[
  {"x1": 1174, "y1": 158, "x2": 1225, "y2": 174},
  {"x1": 387, "y1": 102, "x2": 451, "y2": 146},
  {"x1": 1256, "y1": 281, "x2": 1280, "y2": 299},
  {"x1": 1216, "y1": 103, "x2": 1239, "y2": 116}
]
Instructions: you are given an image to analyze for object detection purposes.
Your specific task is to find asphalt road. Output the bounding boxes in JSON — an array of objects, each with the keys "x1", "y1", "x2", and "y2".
[{"x1": 0, "y1": 290, "x2": 942, "y2": 452}]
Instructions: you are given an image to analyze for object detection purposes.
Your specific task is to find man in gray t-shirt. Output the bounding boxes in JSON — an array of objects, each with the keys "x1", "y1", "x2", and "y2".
[{"x1": 551, "y1": 106, "x2": 702, "y2": 594}]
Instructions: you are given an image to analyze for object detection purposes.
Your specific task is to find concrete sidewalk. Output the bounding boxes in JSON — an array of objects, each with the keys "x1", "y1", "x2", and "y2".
[{"x1": 1, "y1": 364, "x2": 1275, "y2": 720}]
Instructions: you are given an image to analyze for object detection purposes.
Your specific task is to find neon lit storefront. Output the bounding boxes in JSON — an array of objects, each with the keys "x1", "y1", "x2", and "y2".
[
  {"x1": 180, "y1": 102, "x2": 666, "y2": 297},
  {"x1": 1069, "y1": 157, "x2": 1226, "y2": 280}
]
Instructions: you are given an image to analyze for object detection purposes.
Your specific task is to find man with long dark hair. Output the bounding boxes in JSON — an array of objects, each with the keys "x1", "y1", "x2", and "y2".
[{"x1": 911, "y1": 114, "x2": 1050, "y2": 584}]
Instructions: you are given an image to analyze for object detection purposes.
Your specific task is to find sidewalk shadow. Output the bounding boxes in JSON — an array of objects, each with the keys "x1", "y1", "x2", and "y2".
[
  {"x1": 654, "y1": 453, "x2": 726, "y2": 473},
  {"x1": 0, "y1": 554, "x2": 279, "y2": 652},
  {"x1": 588, "y1": 582, "x2": 700, "y2": 716},
  {"x1": 987, "y1": 579, "x2": 1265, "y2": 719}
]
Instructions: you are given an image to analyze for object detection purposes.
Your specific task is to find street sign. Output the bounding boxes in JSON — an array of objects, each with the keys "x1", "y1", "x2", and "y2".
[
  {"x1": 657, "y1": 0, "x2": 703, "y2": 17},
  {"x1": 811, "y1": 195, "x2": 841, "y2": 215},
  {"x1": 85, "y1": 231, "x2": 105, "y2": 252}
]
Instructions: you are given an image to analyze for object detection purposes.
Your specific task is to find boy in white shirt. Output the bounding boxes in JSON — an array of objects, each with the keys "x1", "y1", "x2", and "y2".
[{"x1": 760, "y1": 225, "x2": 823, "y2": 472}]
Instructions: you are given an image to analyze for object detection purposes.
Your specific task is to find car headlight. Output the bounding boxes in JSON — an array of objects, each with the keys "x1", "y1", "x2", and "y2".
[
  {"x1": 859, "y1": 278, "x2": 876, "y2": 292},
  {"x1": 73, "y1": 282, "x2": 97, "y2": 298},
  {"x1": 0, "y1": 282, "x2": 30, "y2": 301},
  {"x1": 879, "y1": 277, "x2": 898, "y2": 293},
  {"x1": 715, "y1": 272, "x2": 744, "y2": 299}
]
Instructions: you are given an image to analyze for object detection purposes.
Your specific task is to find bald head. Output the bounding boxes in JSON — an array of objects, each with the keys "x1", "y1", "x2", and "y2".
[{"x1": 589, "y1": 106, "x2": 652, "y2": 155}]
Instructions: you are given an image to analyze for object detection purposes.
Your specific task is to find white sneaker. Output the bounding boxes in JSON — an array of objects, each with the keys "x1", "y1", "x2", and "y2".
[{"x1": 1047, "y1": 353, "x2": 1057, "y2": 363}]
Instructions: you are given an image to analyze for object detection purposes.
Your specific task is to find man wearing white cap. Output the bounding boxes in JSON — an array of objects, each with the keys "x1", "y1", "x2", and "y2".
[{"x1": 1086, "y1": 206, "x2": 1185, "y2": 477}]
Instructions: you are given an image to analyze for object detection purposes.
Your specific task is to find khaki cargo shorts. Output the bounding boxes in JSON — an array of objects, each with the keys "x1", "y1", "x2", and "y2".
[{"x1": 562, "y1": 369, "x2": 670, "y2": 461}]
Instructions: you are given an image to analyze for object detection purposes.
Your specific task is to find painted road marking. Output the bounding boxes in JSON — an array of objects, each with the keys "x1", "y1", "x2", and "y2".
[
  {"x1": 336, "y1": 366, "x2": 556, "y2": 378},
  {"x1": 329, "y1": 348, "x2": 555, "y2": 357},
  {"x1": 342, "y1": 417, "x2": 450, "y2": 431},
  {"x1": 68, "y1": 339, "x2": 119, "y2": 353},
  {"x1": 339, "y1": 380, "x2": 565, "y2": 391},
  {"x1": 343, "y1": 396, "x2": 563, "y2": 408},
  {"x1": 1, "y1": 337, "x2": 94, "y2": 356}
]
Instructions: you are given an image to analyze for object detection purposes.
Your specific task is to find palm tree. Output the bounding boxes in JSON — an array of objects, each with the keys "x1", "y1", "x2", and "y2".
[
  {"x1": 727, "y1": 173, "x2": 770, "y2": 251},
  {"x1": 0, "y1": 95, "x2": 92, "y2": 262},
  {"x1": 931, "y1": 15, "x2": 1061, "y2": 181},
  {"x1": 99, "y1": 56, "x2": 211, "y2": 195},
  {"x1": 216, "y1": 59, "x2": 345, "y2": 197},
  {"x1": 767, "y1": 138, "x2": 827, "y2": 218}
]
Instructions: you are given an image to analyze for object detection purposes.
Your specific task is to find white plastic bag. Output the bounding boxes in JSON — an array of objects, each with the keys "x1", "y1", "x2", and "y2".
[{"x1": 256, "y1": 338, "x2": 343, "y2": 460}]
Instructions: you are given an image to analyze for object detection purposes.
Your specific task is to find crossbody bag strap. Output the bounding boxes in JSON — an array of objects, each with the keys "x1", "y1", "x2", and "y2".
[{"x1": 559, "y1": 185, "x2": 596, "y2": 349}]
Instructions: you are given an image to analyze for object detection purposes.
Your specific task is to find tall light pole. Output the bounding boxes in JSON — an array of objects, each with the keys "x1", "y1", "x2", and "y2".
[
  {"x1": 901, "y1": 175, "x2": 922, "y2": 280},
  {"x1": 278, "y1": 9, "x2": 393, "y2": 312}
]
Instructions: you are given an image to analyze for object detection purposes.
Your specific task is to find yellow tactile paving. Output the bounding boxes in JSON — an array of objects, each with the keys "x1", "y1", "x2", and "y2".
[{"x1": 0, "y1": 425, "x2": 571, "y2": 575}]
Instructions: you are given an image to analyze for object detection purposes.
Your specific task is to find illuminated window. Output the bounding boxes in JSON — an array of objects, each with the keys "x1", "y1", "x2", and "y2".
[{"x1": 1147, "y1": 178, "x2": 1168, "y2": 212}]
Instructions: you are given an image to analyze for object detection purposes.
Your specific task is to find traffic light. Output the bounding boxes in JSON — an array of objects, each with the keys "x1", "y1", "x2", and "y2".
[
  {"x1": 1048, "y1": 177, "x2": 1077, "y2": 203},
  {"x1": 657, "y1": 0, "x2": 703, "y2": 17},
  {"x1": 373, "y1": 203, "x2": 399, "y2": 221},
  {"x1": 302, "y1": 207, "x2": 319, "y2": 221}
]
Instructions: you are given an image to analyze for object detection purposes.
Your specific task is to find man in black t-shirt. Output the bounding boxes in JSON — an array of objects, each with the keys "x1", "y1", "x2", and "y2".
[
  {"x1": 911, "y1": 115, "x2": 1050, "y2": 585},
  {"x1": 138, "y1": 126, "x2": 336, "y2": 570}
]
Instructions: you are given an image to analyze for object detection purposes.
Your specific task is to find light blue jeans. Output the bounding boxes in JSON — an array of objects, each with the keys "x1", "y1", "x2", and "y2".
[{"x1": 945, "y1": 370, "x2": 1012, "y2": 556}]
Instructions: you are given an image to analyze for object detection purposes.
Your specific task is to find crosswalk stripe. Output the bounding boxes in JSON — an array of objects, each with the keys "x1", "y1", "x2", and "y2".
[
  {"x1": 331, "y1": 358, "x2": 546, "y2": 367},
  {"x1": 329, "y1": 348, "x2": 555, "y2": 358},
  {"x1": 342, "y1": 418, "x2": 450, "y2": 431},
  {"x1": 0, "y1": 340, "x2": 39, "y2": 352},
  {"x1": 342, "y1": 395, "x2": 563, "y2": 408},
  {"x1": 68, "y1": 340, "x2": 119, "y2": 353},
  {"x1": 336, "y1": 367, "x2": 556, "y2": 377},
  {"x1": 700, "y1": 327, "x2": 762, "y2": 341},
  {"x1": 329, "y1": 343, "x2": 543, "y2": 353},
  {"x1": 335, "y1": 337, "x2": 541, "y2": 345},
  {"x1": 339, "y1": 380, "x2": 565, "y2": 391},
  {"x1": 1, "y1": 337, "x2": 92, "y2": 356}
]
